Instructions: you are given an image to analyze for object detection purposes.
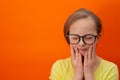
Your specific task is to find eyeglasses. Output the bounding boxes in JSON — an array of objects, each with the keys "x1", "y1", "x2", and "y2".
[{"x1": 66, "y1": 34, "x2": 98, "y2": 45}]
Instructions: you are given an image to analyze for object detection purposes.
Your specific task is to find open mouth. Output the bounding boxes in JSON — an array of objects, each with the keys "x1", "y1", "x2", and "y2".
[{"x1": 78, "y1": 49, "x2": 87, "y2": 56}]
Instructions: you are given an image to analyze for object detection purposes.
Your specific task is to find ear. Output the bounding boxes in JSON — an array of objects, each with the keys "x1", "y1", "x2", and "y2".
[
  {"x1": 96, "y1": 33, "x2": 101, "y2": 43},
  {"x1": 97, "y1": 33, "x2": 101, "y2": 39}
]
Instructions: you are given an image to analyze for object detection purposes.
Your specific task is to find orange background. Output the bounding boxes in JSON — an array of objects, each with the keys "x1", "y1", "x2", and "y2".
[{"x1": 0, "y1": 0, "x2": 120, "y2": 80}]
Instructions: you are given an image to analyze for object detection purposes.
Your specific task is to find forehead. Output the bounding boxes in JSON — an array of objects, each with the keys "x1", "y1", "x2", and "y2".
[{"x1": 69, "y1": 17, "x2": 97, "y2": 35}]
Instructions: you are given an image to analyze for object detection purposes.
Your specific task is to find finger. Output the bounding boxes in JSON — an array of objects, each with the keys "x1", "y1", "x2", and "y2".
[
  {"x1": 70, "y1": 45, "x2": 75, "y2": 60},
  {"x1": 88, "y1": 45, "x2": 92, "y2": 60},
  {"x1": 92, "y1": 44, "x2": 96, "y2": 59},
  {"x1": 77, "y1": 48, "x2": 82, "y2": 64},
  {"x1": 75, "y1": 48, "x2": 79, "y2": 61},
  {"x1": 84, "y1": 51, "x2": 88, "y2": 63}
]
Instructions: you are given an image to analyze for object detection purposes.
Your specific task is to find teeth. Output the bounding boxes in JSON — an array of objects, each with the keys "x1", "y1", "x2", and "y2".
[
  {"x1": 79, "y1": 49, "x2": 87, "y2": 53},
  {"x1": 79, "y1": 49, "x2": 86, "y2": 50}
]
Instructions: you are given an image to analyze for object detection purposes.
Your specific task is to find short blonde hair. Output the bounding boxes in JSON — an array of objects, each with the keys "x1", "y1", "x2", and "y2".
[{"x1": 64, "y1": 8, "x2": 102, "y2": 44}]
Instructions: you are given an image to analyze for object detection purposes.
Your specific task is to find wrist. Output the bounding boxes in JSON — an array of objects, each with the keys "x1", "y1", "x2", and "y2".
[
  {"x1": 73, "y1": 72, "x2": 83, "y2": 80},
  {"x1": 73, "y1": 76, "x2": 83, "y2": 80},
  {"x1": 84, "y1": 73, "x2": 94, "y2": 80}
]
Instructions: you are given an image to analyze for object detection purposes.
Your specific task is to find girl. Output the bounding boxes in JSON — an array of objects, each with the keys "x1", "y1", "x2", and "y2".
[{"x1": 49, "y1": 8, "x2": 119, "y2": 80}]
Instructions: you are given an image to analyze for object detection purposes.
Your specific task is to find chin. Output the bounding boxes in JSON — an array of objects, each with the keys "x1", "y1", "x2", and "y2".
[
  {"x1": 80, "y1": 52, "x2": 86, "y2": 56},
  {"x1": 78, "y1": 49, "x2": 87, "y2": 56}
]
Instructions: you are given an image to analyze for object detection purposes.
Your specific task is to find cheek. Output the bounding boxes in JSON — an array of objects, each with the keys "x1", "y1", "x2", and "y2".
[
  {"x1": 86, "y1": 45, "x2": 90, "y2": 49},
  {"x1": 70, "y1": 44, "x2": 77, "y2": 49},
  {"x1": 71, "y1": 44, "x2": 90, "y2": 49}
]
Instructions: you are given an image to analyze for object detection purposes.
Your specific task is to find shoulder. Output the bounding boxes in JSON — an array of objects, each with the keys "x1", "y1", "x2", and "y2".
[
  {"x1": 49, "y1": 57, "x2": 72, "y2": 79},
  {"x1": 101, "y1": 58, "x2": 118, "y2": 69},
  {"x1": 94, "y1": 58, "x2": 119, "y2": 79},
  {"x1": 50, "y1": 57, "x2": 72, "y2": 73},
  {"x1": 52, "y1": 57, "x2": 71, "y2": 69},
  {"x1": 98, "y1": 58, "x2": 119, "y2": 79}
]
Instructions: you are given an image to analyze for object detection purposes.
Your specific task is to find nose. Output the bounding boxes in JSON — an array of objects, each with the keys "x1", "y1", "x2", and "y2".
[{"x1": 78, "y1": 38, "x2": 85, "y2": 46}]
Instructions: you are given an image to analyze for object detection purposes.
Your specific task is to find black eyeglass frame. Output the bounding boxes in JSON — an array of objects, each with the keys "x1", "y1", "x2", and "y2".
[{"x1": 66, "y1": 34, "x2": 98, "y2": 45}]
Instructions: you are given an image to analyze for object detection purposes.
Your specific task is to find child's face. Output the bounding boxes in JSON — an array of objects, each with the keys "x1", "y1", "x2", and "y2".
[{"x1": 69, "y1": 17, "x2": 98, "y2": 56}]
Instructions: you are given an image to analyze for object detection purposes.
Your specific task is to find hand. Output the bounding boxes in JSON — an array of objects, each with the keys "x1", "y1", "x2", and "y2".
[
  {"x1": 84, "y1": 44, "x2": 99, "y2": 80},
  {"x1": 70, "y1": 45, "x2": 84, "y2": 80},
  {"x1": 70, "y1": 44, "x2": 100, "y2": 80}
]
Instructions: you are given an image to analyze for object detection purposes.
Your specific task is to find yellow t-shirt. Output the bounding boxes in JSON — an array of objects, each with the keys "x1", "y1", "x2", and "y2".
[{"x1": 49, "y1": 57, "x2": 119, "y2": 80}]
